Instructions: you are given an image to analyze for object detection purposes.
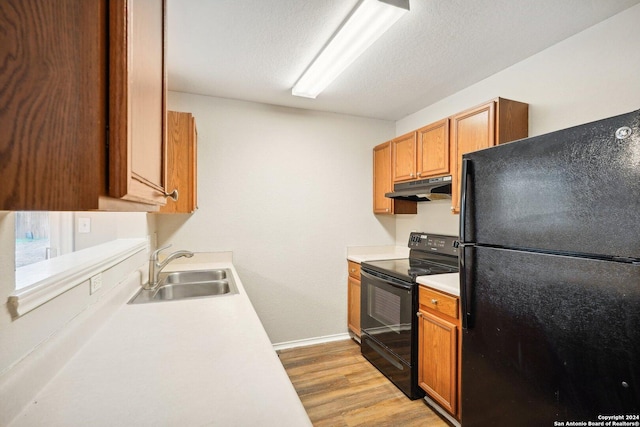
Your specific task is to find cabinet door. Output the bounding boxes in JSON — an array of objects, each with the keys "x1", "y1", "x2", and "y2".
[
  {"x1": 373, "y1": 141, "x2": 417, "y2": 215},
  {"x1": 392, "y1": 132, "x2": 417, "y2": 182},
  {"x1": 450, "y1": 102, "x2": 495, "y2": 214},
  {"x1": 373, "y1": 141, "x2": 393, "y2": 214},
  {"x1": 450, "y1": 98, "x2": 528, "y2": 214},
  {"x1": 109, "y1": 0, "x2": 167, "y2": 205},
  {"x1": 160, "y1": 111, "x2": 198, "y2": 213},
  {"x1": 0, "y1": 0, "x2": 107, "y2": 210},
  {"x1": 348, "y1": 276, "x2": 361, "y2": 336},
  {"x1": 417, "y1": 119, "x2": 449, "y2": 179},
  {"x1": 418, "y1": 309, "x2": 458, "y2": 415}
]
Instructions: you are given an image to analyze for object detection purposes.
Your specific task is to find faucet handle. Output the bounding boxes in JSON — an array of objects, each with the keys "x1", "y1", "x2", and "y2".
[{"x1": 151, "y1": 244, "x2": 172, "y2": 261}]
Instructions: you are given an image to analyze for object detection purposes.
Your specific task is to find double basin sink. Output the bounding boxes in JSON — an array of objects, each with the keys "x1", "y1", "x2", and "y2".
[{"x1": 129, "y1": 268, "x2": 238, "y2": 304}]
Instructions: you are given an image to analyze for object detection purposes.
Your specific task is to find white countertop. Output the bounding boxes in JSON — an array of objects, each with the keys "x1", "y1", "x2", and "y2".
[
  {"x1": 9, "y1": 259, "x2": 311, "y2": 427},
  {"x1": 416, "y1": 273, "x2": 460, "y2": 296},
  {"x1": 346, "y1": 245, "x2": 410, "y2": 263}
]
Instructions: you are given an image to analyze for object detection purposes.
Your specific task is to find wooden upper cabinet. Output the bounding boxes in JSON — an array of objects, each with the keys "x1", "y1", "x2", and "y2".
[
  {"x1": 0, "y1": 0, "x2": 107, "y2": 210},
  {"x1": 373, "y1": 142, "x2": 394, "y2": 214},
  {"x1": 373, "y1": 141, "x2": 417, "y2": 215},
  {"x1": 417, "y1": 119, "x2": 449, "y2": 179},
  {"x1": 450, "y1": 98, "x2": 528, "y2": 213},
  {"x1": 109, "y1": 0, "x2": 167, "y2": 206},
  {"x1": 392, "y1": 121, "x2": 450, "y2": 184},
  {"x1": 371, "y1": 98, "x2": 525, "y2": 216},
  {"x1": 160, "y1": 111, "x2": 198, "y2": 214},
  {"x1": 0, "y1": 0, "x2": 167, "y2": 211},
  {"x1": 392, "y1": 132, "x2": 417, "y2": 182}
]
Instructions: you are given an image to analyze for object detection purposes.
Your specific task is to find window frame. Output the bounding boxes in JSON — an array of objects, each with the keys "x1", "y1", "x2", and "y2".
[{"x1": 9, "y1": 238, "x2": 148, "y2": 318}]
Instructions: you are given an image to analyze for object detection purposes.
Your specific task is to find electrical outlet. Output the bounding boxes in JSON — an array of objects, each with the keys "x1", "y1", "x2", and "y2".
[
  {"x1": 90, "y1": 273, "x2": 102, "y2": 294},
  {"x1": 78, "y1": 217, "x2": 91, "y2": 234}
]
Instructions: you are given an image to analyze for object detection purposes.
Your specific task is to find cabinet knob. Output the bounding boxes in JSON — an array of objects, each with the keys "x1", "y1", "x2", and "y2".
[
  {"x1": 431, "y1": 299, "x2": 438, "y2": 305},
  {"x1": 410, "y1": 173, "x2": 415, "y2": 177},
  {"x1": 416, "y1": 312, "x2": 422, "y2": 318},
  {"x1": 385, "y1": 208, "x2": 389, "y2": 212},
  {"x1": 417, "y1": 172, "x2": 421, "y2": 177},
  {"x1": 450, "y1": 207, "x2": 455, "y2": 212},
  {"x1": 350, "y1": 268, "x2": 355, "y2": 273},
  {"x1": 163, "y1": 189, "x2": 179, "y2": 201}
]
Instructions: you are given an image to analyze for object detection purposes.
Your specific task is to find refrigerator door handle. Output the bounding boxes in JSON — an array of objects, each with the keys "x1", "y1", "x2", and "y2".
[
  {"x1": 459, "y1": 158, "x2": 471, "y2": 243},
  {"x1": 460, "y1": 244, "x2": 473, "y2": 330}
]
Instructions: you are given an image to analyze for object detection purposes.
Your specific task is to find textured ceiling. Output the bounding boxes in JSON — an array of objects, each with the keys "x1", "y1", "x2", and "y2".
[{"x1": 167, "y1": 0, "x2": 640, "y2": 121}]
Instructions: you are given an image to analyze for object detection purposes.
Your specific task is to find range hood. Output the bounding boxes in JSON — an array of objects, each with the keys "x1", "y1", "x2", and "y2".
[{"x1": 385, "y1": 176, "x2": 452, "y2": 202}]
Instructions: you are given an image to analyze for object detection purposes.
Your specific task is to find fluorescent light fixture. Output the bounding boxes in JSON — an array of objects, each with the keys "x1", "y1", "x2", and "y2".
[{"x1": 292, "y1": 0, "x2": 410, "y2": 99}]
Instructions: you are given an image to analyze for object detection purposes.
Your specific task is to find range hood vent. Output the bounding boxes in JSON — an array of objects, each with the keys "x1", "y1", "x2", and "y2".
[{"x1": 385, "y1": 176, "x2": 452, "y2": 202}]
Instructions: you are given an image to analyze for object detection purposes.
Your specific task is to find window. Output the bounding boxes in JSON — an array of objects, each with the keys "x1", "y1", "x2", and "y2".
[
  {"x1": 15, "y1": 212, "x2": 74, "y2": 268},
  {"x1": 6, "y1": 211, "x2": 149, "y2": 318}
]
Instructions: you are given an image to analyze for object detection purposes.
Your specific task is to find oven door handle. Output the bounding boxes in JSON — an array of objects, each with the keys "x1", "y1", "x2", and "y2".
[{"x1": 360, "y1": 270, "x2": 412, "y2": 291}]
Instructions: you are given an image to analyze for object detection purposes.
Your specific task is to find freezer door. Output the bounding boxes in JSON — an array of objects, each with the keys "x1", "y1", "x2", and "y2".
[
  {"x1": 461, "y1": 109, "x2": 640, "y2": 259},
  {"x1": 461, "y1": 246, "x2": 640, "y2": 427}
]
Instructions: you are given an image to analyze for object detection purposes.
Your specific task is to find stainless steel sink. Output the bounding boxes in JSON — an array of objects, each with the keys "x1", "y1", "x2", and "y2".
[
  {"x1": 128, "y1": 269, "x2": 238, "y2": 304},
  {"x1": 155, "y1": 280, "x2": 231, "y2": 300},
  {"x1": 163, "y1": 269, "x2": 227, "y2": 284}
]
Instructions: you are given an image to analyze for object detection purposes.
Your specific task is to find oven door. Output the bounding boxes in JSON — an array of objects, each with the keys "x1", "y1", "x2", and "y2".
[{"x1": 360, "y1": 269, "x2": 415, "y2": 364}]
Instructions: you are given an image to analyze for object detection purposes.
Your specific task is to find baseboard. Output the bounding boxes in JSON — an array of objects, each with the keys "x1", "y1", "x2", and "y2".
[{"x1": 272, "y1": 333, "x2": 351, "y2": 351}]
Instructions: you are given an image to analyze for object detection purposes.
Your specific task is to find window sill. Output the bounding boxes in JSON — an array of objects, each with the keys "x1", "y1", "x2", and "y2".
[{"x1": 8, "y1": 238, "x2": 149, "y2": 318}]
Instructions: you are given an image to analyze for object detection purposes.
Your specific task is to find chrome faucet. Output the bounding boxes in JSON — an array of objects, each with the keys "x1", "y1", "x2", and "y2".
[{"x1": 146, "y1": 245, "x2": 194, "y2": 290}]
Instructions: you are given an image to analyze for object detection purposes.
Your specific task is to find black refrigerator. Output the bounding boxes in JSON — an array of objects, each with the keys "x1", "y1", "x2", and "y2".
[{"x1": 459, "y1": 109, "x2": 640, "y2": 426}]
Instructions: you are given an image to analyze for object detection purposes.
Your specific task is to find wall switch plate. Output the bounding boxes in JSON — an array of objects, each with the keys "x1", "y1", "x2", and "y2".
[
  {"x1": 90, "y1": 273, "x2": 102, "y2": 294},
  {"x1": 78, "y1": 217, "x2": 91, "y2": 234}
]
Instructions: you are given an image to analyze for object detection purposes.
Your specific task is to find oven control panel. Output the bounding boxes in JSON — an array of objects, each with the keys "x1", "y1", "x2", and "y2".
[{"x1": 408, "y1": 232, "x2": 459, "y2": 256}]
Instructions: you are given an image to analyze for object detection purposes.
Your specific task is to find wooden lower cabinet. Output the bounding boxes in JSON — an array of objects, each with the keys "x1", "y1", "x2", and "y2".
[
  {"x1": 417, "y1": 285, "x2": 461, "y2": 420},
  {"x1": 347, "y1": 261, "x2": 361, "y2": 338},
  {"x1": 348, "y1": 276, "x2": 361, "y2": 337}
]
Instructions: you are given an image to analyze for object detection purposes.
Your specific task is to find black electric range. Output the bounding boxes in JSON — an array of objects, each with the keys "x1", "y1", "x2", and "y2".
[{"x1": 360, "y1": 233, "x2": 459, "y2": 400}]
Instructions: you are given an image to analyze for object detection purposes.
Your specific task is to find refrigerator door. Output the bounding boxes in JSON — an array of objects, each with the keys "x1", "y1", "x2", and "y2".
[
  {"x1": 462, "y1": 246, "x2": 640, "y2": 426},
  {"x1": 461, "y1": 109, "x2": 640, "y2": 259}
]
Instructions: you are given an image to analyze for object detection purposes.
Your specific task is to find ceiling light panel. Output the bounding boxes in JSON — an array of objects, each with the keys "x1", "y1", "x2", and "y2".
[{"x1": 292, "y1": 0, "x2": 410, "y2": 99}]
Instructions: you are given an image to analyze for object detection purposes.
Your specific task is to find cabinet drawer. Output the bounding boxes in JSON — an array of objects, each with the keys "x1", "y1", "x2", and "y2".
[
  {"x1": 419, "y1": 286, "x2": 458, "y2": 319},
  {"x1": 347, "y1": 261, "x2": 361, "y2": 279}
]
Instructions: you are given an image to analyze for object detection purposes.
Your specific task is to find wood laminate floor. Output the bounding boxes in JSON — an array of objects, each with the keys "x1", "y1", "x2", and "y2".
[{"x1": 277, "y1": 339, "x2": 448, "y2": 427}]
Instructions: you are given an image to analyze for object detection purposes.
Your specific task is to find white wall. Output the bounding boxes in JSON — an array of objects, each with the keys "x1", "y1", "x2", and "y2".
[
  {"x1": 394, "y1": 4, "x2": 640, "y2": 243},
  {"x1": 74, "y1": 212, "x2": 156, "y2": 251},
  {"x1": 156, "y1": 93, "x2": 396, "y2": 344},
  {"x1": 0, "y1": 212, "x2": 154, "y2": 376}
]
